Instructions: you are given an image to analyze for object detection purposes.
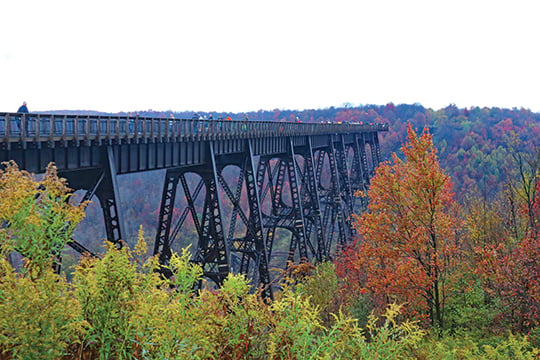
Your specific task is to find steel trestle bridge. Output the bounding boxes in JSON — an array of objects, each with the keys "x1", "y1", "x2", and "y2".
[{"x1": 0, "y1": 112, "x2": 387, "y2": 298}]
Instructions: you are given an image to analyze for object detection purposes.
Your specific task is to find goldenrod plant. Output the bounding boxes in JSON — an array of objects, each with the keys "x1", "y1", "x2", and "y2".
[{"x1": 0, "y1": 161, "x2": 85, "y2": 276}]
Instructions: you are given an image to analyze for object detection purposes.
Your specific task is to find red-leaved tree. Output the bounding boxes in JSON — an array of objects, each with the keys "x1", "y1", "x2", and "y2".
[
  {"x1": 474, "y1": 162, "x2": 540, "y2": 331},
  {"x1": 337, "y1": 125, "x2": 461, "y2": 328}
]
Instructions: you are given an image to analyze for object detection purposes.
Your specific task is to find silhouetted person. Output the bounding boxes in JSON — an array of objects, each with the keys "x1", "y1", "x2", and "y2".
[
  {"x1": 17, "y1": 101, "x2": 28, "y2": 114},
  {"x1": 16, "y1": 102, "x2": 29, "y2": 134},
  {"x1": 17, "y1": 101, "x2": 29, "y2": 113}
]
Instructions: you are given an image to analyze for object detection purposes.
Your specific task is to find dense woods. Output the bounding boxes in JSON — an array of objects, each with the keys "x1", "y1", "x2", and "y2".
[{"x1": 2, "y1": 103, "x2": 540, "y2": 358}]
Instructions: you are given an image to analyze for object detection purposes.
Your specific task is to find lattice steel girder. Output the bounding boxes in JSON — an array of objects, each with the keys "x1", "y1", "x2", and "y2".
[
  {"x1": 357, "y1": 134, "x2": 370, "y2": 186},
  {"x1": 350, "y1": 134, "x2": 369, "y2": 211},
  {"x1": 244, "y1": 140, "x2": 272, "y2": 298},
  {"x1": 196, "y1": 140, "x2": 272, "y2": 298},
  {"x1": 371, "y1": 132, "x2": 382, "y2": 166},
  {"x1": 256, "y1": 144, "x2": 309, "y2": 266},
  {"x1": 193, "y1": 142, "x2": 230, "y2": 286},
  {"x1": 97, "y1": 147, "x2": 125, "y2": 247},
  {"x1": 294, "y1": 137, "x2": 326, "y2": 261},
  {"x1": 256, "y1": 156, "x2": 286, "y2": 258},
  {"x1": 152, "y1": 167, "x2": 206, "y2": 278},
  {"x1": 153, "y1": 169, "x2": 180, "y2": 264},
  {"x1": 335, "y1": 135, "x2": 354, "y2": 216},
  {"x1": 286, "y1": 139, "x2": 308, "y2": 263},
  {"x1": 316, "y1": 142, "x2": 349, "y2": 252}
]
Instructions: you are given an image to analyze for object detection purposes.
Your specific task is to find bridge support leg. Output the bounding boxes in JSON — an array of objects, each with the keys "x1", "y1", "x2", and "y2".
[
  {"x1": 316, "y1": 145, "x2": 348, "y2": 255},
  {"x1": 245, "y1": 140, "x2": 272, "y2": 298},
  {"x1": 60, "y1": 146, "x2": 125, "y2": 248},
  {"x1": 153, "y1": 169, "x2": 180, "y2": 265},
  {"x1": 297, "y1": 138, "x2": 326, "y2": 261},
  {"x1": 217, "y1": 140, "x2": 272, "y2": 298},
  {"x1": 350, "y1": 134, "x2": 369, "y2": 212},
  {"x1": 371, "y1": 132, "x2": 382, "y2": 166},
  {"x1": 286, "y1": 139, "x2": 309, "y2": 264},
  {"x1": 256, "y1": 151, "x2": 308, "y2": 268},
  {"x1": 256, "y1": 156, "x2": 283, "y2": 260},
  {"x1": 96, "y1": 147, "x2": 125, "y2": 246},
  {"x1": 335, "y1": 135, "x2": 354, "y2": 226},
  {"x1": 358, "y1": 133, "x2": 371, "y2": 186},
  {"x1": 193, "y1": 142, "x2": 230, "y2": 287}
]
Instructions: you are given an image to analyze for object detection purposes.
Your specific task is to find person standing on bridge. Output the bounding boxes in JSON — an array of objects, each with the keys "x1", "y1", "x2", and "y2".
[
  {"x1": 242, "y1": 114, "x2": 248, "y2": 131},
  {"x1": 16, "y1": 101, "x2": 29, "y2": 134},
  {"x1": 17, "y1": 101, "x2": 29, "y2": 114}
]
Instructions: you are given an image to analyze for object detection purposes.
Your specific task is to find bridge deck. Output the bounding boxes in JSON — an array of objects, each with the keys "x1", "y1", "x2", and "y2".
[
  {"x1": 0, "y1": 112, "x2": 387, "y2": 175},
  {"x1": 0, "y1": 112, "x2": 387, "y2": 146}
]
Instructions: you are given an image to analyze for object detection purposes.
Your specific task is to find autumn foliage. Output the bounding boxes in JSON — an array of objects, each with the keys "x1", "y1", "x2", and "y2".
[
  {"x1": 338, "y1": 125, "x2": 460, "y2": 328},
  {"x1": 2, "y1": 115, "x2": 540, "y2": 357},
  {"x1": 473, "y1": 175, "x2": 540, "y2": 332}
]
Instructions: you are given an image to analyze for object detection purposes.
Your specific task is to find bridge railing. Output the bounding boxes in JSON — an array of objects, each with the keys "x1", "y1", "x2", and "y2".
[{"x1": 0, "y1": 112, "x2": 388, "y2": 144}]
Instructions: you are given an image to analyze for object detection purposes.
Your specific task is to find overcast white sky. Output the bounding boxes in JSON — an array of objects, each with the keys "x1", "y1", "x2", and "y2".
[{"x1": 1, "y1": 0, "x2": 539, "y2": 113}]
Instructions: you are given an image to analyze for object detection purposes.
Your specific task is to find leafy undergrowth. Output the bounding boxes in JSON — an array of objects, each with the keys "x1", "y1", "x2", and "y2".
[
  {"x1": 1, "y1": 241, "x2": 538, "y2": 359},
  {"x1": 0, "y1": 233, "x2": 424, "y2": 359}
]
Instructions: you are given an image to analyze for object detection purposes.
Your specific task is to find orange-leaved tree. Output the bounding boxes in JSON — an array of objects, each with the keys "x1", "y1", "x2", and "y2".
[{"x1": 340, "y1": 125, "x2": 461, "y2": 328}]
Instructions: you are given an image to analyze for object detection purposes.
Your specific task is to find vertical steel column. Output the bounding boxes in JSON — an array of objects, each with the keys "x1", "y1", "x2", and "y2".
[
  {"x1": 256, "y1": 156, "x2": 286, "y2": 259},
  {"x1": 153, "y1": 171, "x2": 204, "y2": 270},
  {"x1": 369, "y1": 133, "x2": 379, "y2": 177},
  {"x1": 193, "y1": 142, "x2": 229, "y2": 286},
  {"x1": 62, "y1": 147, "x2": 125, "y2": 248},
  {"x1": 315, "y1": 149, "x2": 334, "y2": 254},
  {"x1": 255, "y1": 157, "x2": 272, "y2": 254},
  {"x1": 95, "y1": 146, "x2": 125, "y2": 247},
  {"x1": 153, "y1": 169, "x2": 180, "y2": 264},
  {"x1": 287, "y1": 138, "x2": 308, "y2": 263},
  {"x1": 224, "y1": 170, "x2": 245, "y2": 255},
  {"x1": 350, "y1": 134, "x2": 368, "y2": 211},
  {"x1": 318, "y1": 141, "x2": 348, "y2": 252},
  {"x1": 298, "y1": 137, "x2": 326, "y2": 261},
  {"x1": 179, "y1": 175, "x2": 204, "y2": 239},
  {"x1": 335, "y1": 135, "x2": 354, "y2": 217},
  {"x1": 245, "y1": 140, "x2": 272, "y2": 298},
  {"x1": 358, "y1": 133, "x2": 371, "y2": 186},
  {"x1": 372, "y1": 132, "x2": 382, "y2": 166}
]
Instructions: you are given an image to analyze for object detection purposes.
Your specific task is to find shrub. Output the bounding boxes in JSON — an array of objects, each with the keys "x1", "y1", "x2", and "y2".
[
  {"x1": 415, "y1": 332, "x2": 540, "y2": 359},
  {"x1": 73, "y1": 243, "x2": 138, "y2": 360},
  {"x1": 0, "y1": 259, "x2": 87, "y2": 360},
  {"x1": 0, "y1": 161, "x2": 85, "y2": 277}
]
